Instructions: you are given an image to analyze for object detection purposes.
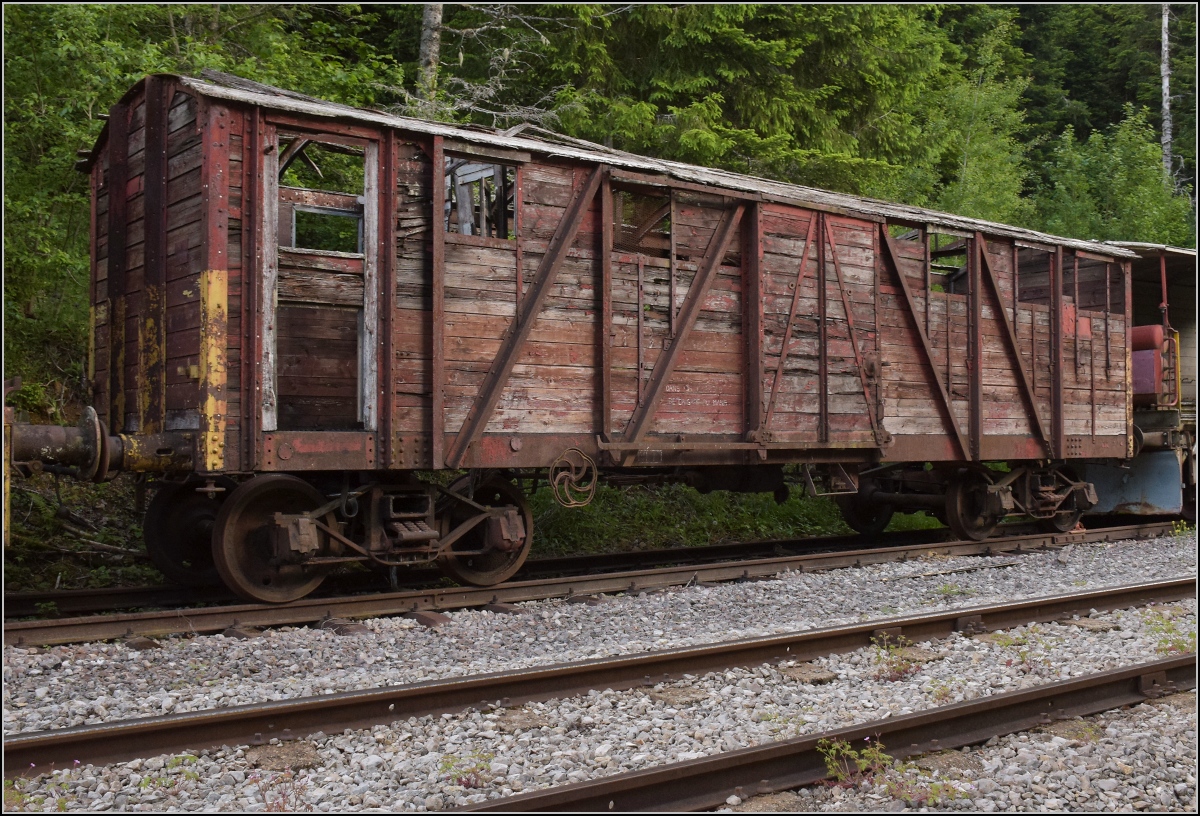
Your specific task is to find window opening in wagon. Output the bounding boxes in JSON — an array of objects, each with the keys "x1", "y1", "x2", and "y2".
[
  {"x1": 612, "y1": 189, "x2": 671, "y2": 259},
  {"x1": 929, "y1": 232, "x2": 968, "y2": 295},
  {"x1": 444, "y1": 158, "x2": 516, "y2": 239},
  {"x1": 278, "y1": 136, "x2": 365, "y2": 254}
]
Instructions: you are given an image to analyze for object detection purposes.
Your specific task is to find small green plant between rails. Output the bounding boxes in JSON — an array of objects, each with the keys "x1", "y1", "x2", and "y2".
[
  {"x1": 440, "y1": 750, "x2": 494, "y2": 789},
  {"x1": 816, "y1": 737, "x2": 968, "y2": 806},
  {"x1": 871, "y1": 634, "x2": 921, "y2": 682},
  {"x1": 247, "y1": 769, "x2": 313, "y2": 813},
  {"x1": 1141, "y1": 606, "x2": 1197, "y2": 655},
  {"x1": 1170, "y1": 518, "x2": 1195, "y2": 537}
]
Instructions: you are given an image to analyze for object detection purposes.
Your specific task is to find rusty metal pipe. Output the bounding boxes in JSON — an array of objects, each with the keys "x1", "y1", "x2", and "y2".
[
  {"x1": 7, "y1": 408, "x2": 193, "y2": 479},
  {"x1": 10, "y1": 423, "x2": 97, "y2": 468},
  {"x1": 863, "y1": 490, "x2": 945, "y2": 508}
]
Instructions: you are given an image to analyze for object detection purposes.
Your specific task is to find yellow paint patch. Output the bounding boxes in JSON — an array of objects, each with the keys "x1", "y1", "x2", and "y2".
[{"x1": 199, "y1": 269, "x2": 228, "y2": 472}]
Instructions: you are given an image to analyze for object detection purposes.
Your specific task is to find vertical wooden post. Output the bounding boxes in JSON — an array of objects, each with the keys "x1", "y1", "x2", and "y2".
[
  {"x1": 923, "y1": 228, "x2": 931, "y2": 337},
  {"x1": 514, "y1": 163, "x2": 524, "y2": 305},
  {"x1": 600, "y1": 172, "x2": 612, "y2": 439},
  {"x1": 106, "y1": 101, "x2": 130, "y2": 432},
  {"x1": 1051, "y1": 247, "x2": 1065, "y2": 459},
  {"x1": 1123, "y1": 260, "x2": 1134, "y2": 457},
  {"x1": 1073, "y1": 253, "x2": 1080, "y2": 376},
  {"x1": 361, "y1": 141, "x2": 380, "y2": 434},
  {"x1": 199, "y1": 103, "x2": 230, "y2": 473},
  {"x1": 259, "y1": 121, "x2": 279, "y2": 433},
  {"x1": 744, "y1": 202, "x2": 763, "y2": 440},
  {"x1": 817, "y1": 213, "x2": 828, "y2": 443},
  {"x1": 244, "y1": 107, "x2": 262, "y2": 470},
  {"x1": 430, "y1": 136, "x2": 446, "y2": 468},
  {"x1": 1104, "y1": 262, "x2": 1111, "y2": 377},
  {"x1": 669, "y1": 190, "x2": 677, "y2": 336},
  {"x1": 637, "y1": 254, "x2": 645, "y2": 406},
  {"x1": 379, "y1": 130, "x2": 397, "y2": 468},
  {"x1": 140, "y1": 77, "x2": 168, "y2": 436},
  {"x1": 1012, "y1": 245, "x2": 1020, "y2": 349},
  {"x1": 88, "y1": 163, "x2": 99, "y2": 408},
  {"x1": 969, "y1": 236, "x2": 983, "y2": 460}
]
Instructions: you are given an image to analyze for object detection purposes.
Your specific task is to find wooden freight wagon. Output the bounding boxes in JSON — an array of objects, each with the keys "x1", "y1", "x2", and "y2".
[{"x1": 11, "y1": 71, "x2": 1143, "y2": 601}]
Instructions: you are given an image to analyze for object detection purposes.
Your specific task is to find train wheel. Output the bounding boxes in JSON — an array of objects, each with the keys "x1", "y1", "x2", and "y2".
[
  {"x1": 834, "y1": 492, "x2": 894, "y2": 536},
  {"x1": 212, "y1": 475, "x2": 328, "y2": 603},
  {"x1": 436, "y1": 476, "x2": 533, "y2": 586},
  {"x1": 144, "y1": 477, "x2": 236, "y2": 587},
  {"x1": 945, "y1": 471, "x2": 1000, "y2": 541},
  {"x1": 1037, "y1": 467, "x2": 1084, "y2": 533}
]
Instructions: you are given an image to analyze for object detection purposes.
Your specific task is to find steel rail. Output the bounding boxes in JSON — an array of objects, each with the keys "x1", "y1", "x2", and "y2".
[
  {"x1": 461, "y1": 654, "x2": 1196, "y2": 812},
  {"x1": 3, "y1": 576, "x2": 1192, "y2": 775},
  {"x1": 3, "y1": 521, "x2": 1176, "y2": 648}
]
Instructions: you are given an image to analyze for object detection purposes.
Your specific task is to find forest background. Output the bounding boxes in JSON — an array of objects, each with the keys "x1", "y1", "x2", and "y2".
[{"x1": 4, "y1": 2, "x2": 1197, "y2": 419}]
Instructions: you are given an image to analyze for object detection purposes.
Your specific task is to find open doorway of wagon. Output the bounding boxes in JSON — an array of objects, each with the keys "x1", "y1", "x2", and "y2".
[{"x1": 263, "y1": 132, "x2": 380, "y2": 434}]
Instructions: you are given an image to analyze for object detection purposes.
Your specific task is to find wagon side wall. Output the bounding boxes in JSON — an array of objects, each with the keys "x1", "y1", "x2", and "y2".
[{"x1": 94, "y1": 89, "x2": 1132, "y2": 475}]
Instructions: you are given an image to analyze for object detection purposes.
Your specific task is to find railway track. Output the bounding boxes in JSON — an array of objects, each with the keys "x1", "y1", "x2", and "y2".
[
  {"x1": 5, "y1": 576, "x2": 1193, "y2": 778},
  {"x1": 6, "y1": 516, "x2": 1153, "y2": 618},
  {"x1": 462, "y1": 654, "x2": 1196, "y2": 812},
  {"x1": 3, "y1": 521, "x2": 1177, "y2": 648},
  {"x1": 4, "y1": 526, "x2": 955, "y2": 619}
]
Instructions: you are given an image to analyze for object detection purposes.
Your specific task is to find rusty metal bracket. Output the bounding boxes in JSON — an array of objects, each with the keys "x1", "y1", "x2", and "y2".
[
  {"x1": 955, "y1": 615, "x2": 986, "y2": 634},
  {"x1": 1138, "y1": 671, "x2": 1175, "y2": 699}
]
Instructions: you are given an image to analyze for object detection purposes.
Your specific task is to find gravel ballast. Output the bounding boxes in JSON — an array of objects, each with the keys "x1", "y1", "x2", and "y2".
[
  {"x1": 4, "y1": 535, "x2": 1194, "y2": 734},
  {"x1": 2, "y1": 532, "x2": 1195, "y2": 812}
]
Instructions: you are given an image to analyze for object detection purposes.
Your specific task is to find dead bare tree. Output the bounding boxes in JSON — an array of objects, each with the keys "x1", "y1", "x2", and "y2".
[
  {"x1": 416, "y1": 3, "x2": 443, "y2": 113},
  {"x1": 392, "y1": 4, "x2": 630, "y2": 129},
  {"x1": 1161, "y1": 3, "x2": 1173, "y2": 184}
]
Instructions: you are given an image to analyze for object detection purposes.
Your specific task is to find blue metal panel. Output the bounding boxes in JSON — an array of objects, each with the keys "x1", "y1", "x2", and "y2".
[{"x1": 1083, "y1": 450, "x2": 1183, "y2": 515}]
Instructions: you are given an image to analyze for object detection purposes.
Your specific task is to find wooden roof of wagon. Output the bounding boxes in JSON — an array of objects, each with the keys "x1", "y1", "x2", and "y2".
[{"x1": 86, "y1": 70, "x2": 1139, "y2": 261}]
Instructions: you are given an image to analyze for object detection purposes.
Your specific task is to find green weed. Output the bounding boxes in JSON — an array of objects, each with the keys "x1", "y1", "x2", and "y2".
[
  {"x1": 1141, "y1": 607, "x2": 1196, "y2": 655},
  {"x1": 440, "y1": 750, "x2": 494, "y2": 789},
  {"x1": 936, "y1": 582, "x2": 971, "y2": 597},
  {"x1": 815, "y1": 738, "x2": 968, "y2": 806},
  {"x1": 247, "y1": 769, "x2": 312, "y2": 812},
  {"x1": 871, "y1": 635, "x2": 921, "y2": 682},
  {"x1": 818, "y1": 737, "x2": 893, "y2": 784},
  {"x1": 927, "y1": 679, "x2": 959, "y2": 704}
]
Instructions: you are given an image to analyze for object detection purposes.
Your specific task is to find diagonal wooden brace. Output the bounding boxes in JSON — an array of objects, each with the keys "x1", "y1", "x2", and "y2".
[
  {"x1": 975, "y1": 232, "x2": 1051, "y2": 453},
  {"x1": 620, "y1": 203, "x2": 746, "y2": 465},
  {"x1": 446, "y1": 166, "x2": 605, "y2": 467},
  {"x1": 879, "y1": 225, "x2": 970, "y2": 459}
]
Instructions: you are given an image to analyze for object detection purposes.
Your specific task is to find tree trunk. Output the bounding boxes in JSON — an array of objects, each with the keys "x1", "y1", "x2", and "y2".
[
  {"x1": 418, "y1": 3, "x2": 443, "y2": 105},
  {"x1": 1161, "y1": 3, "x2": 1173, "y2": 183}
]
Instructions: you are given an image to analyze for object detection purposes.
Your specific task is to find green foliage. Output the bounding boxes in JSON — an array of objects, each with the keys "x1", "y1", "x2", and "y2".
[
  {"x1": 528, "y1": 483, "x2": 851, "y2": 556},
  {"x1": 4, "y1": 474, "x2": 162, "y2": 592},
  {"x1": 1037, "y1": 107, "x2": 1195, "y2": 245},
  {"x1": 929, "y1": 16, "x2": 1034, "y2": 226},
  {"x1": 3, "y1": 4, "x2": 402, "y2": 415}
]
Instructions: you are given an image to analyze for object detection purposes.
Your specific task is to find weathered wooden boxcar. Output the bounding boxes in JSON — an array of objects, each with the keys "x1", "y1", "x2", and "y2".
[{"x1": 10, "y1": 71, "x2": 1188, "y2": 602}]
